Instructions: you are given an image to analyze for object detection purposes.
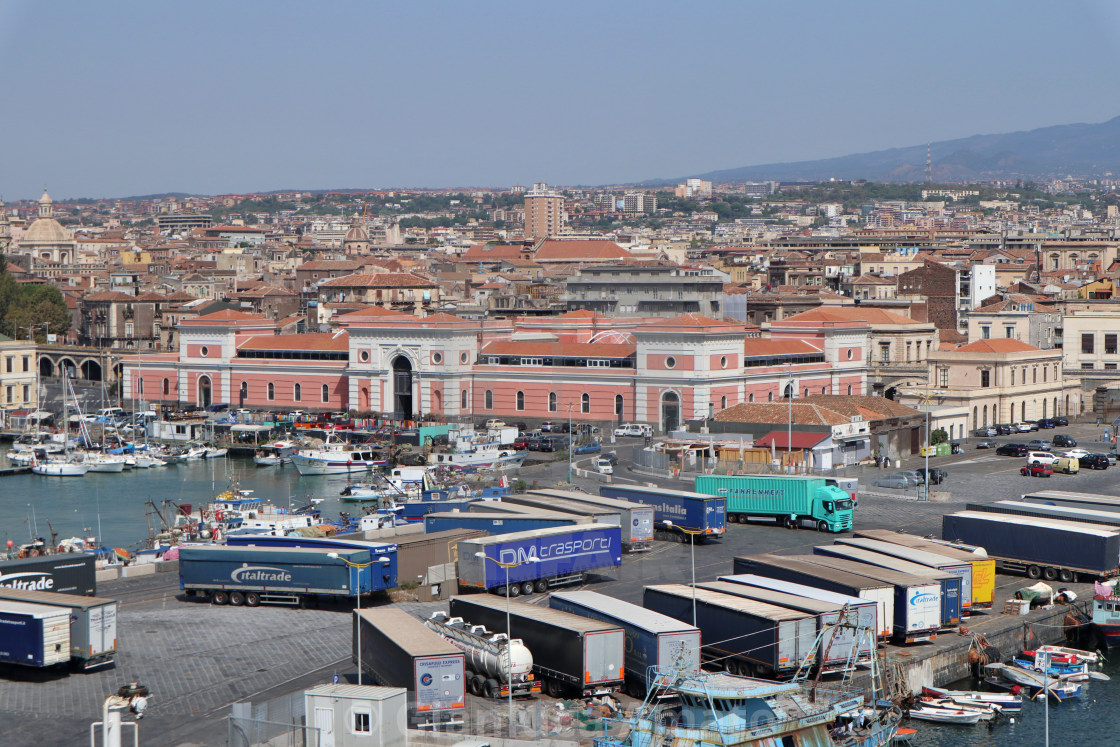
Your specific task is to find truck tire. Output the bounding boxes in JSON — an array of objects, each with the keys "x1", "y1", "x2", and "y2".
[
  {"x1": 1043, "y1": 567, "x2": 1059, "y2": 581},
  {"x1": 212, "y1": 590, "x2": 229, "y2": 605},
  {"x1": 546, "y1": 679, "x2": 563, "y2": 698},
  {"x1": 520, "y1": 581, "x2": 535, "y2": 596},
  {"x1": 484, "y1": 679, "x2": 499, "y2": 698},
  {"x1": 245, "y1": 592, "x2": 261, "y2": 607},
  {"x1": 534, "y1": 579, "x2": 548, "y2": 593},
  {"x1": 817, "y1": 520, "x2": 829, "y2": 532},
  {"x1": 737, "y1": 514, "x2": 748, "y2": 524},
  {"x1": 469, "y1": 675, "x2": 482, "y2": 696},
  {"x1": 506, "y1": 584, "x2": 520, "y2": 598},
  {"x1": 1060, "y1": 569, "x2": 1075, "y2": 583},
  {"x1": 1027, "y1": 565, "x2": 1042, "y2": 579},
  {"x1": 229, "y1": 591, "x2": 245, "y2": 606}
]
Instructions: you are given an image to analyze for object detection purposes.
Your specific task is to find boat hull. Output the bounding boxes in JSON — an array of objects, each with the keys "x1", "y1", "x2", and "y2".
[
  {"x1": 32, "y1": 463, "x2": 90, "y2": 476},
  {"x1": 291, "y1": 455, "x2": 382, "y2": 476},
  {"x1": 86, "y1": 461, "x2": 126, "y2": 473}
]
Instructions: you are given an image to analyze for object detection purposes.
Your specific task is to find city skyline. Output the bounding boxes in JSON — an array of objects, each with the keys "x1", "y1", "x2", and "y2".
[{"x1": 5, "y1": 1, "x2": 1120, "y2": 199}]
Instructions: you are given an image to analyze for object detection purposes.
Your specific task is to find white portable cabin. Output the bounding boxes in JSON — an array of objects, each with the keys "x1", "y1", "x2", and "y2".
[{"x1": 304, "y1": 684, "x2": 407, "y2": 747}]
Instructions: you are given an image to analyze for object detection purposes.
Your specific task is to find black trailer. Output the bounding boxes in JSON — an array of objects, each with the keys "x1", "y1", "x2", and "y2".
[{"x1": 0, "y1": 554, "x2": 96, "y2": 596}]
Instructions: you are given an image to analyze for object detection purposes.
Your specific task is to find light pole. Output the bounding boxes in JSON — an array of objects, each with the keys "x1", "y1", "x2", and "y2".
[
  {"x1": 786, "y1": 362, "x2": 794, "y2": 474},
  {"x1": 474, "y1": 552, "x2": 539, "y2": 737},
  {"x1": 567, "y1": 401, "x2": 573, "y2": 484},
  {"x1": 329, "y1": 552, "x2": 392, "y2": 686},
  {"x1": 675, "y1": 526, "x2": 703, "y2": 626}
]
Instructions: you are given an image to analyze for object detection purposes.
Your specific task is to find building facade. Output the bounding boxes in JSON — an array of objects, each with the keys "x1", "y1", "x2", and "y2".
[
  {"x1": 523, "y1": 184, "x2": 566, "y2": 239},
  {"x1": 0, "y1": 338, "x2": 37, "y2": 417},
  {"x1": 561, "y1": 263, "x2": 725, "y2": 317}
]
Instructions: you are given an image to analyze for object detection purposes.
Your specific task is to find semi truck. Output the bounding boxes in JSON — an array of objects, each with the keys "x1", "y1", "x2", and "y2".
[
  {"x1": 811, "y1": 544, "x2": 961, "y2": 628},
  {"x1": 549, "y1": 590, "x2": 701, "y2": 696},
  {"x1": 0, "y1": 588, "x2": 118, "y2": 671},
  {"x1": 455, "y1": 524, "x2": 622, "y2": 597},
  {"x1": 835, "y1": 537, "x2": 974, "y2": 614},
  {"x1": 695, "y1": 580, "x2": 873, "y2": 672},
  {"x1": 852, "y1": 528, "x2": 996, "y2": 609},
  {"x1": 424, "y1": 511, "x2": 578, "y2": 536},
  {"x1": 0, "y1": 600, "x2": 71, "y2": 668},
  {"x1": 0, "y1": 554, "x2": 97, "y2": 596},
  {"x1": 179, "y1": 546, "x2": 392, "y2": 606},
  {"x1": 643, "y1": 584, "x2": 816, "y2": 678},
  {"x1": 222, "y1": 534, "x2": 399, "y2": 591},
  {"x1": 598, "y1": 484, "x2": 726, "y2": 541},
  {"x1": 449, "y1": 595, "x2": 625, "y2": 698},
  {"x1": 526, "y1": 489, "x2": 655, "y2": 551},
  {"x1": 424, "y1": 611, "x2": 540, "y2": 699},
  {"x1": 354, "y1": 608, "x2": 466, "y2": 714},
  {"x1": 942, "y1": 510, "x2": 1120, "y2": 582},
  {"x1": 732, "y1": 554, "x2": 894, "y2": 640},
  {"x1": 693, "y1": 474, "x2": 854, "y2": 532}
]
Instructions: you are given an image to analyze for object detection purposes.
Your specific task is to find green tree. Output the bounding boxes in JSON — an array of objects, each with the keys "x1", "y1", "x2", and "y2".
[
  {"x1": 930, "y1": 428, "x2": 949, "y2": 446},
  {"x1": 0, "y1": 257, "x2": 71, "y2": 340}
]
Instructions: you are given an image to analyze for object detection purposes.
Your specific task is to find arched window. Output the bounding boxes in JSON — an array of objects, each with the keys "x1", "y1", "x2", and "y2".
[
  {"x1": 162, "y1": 378, "x2": 170, "y2": 395},
  {"x1": 615, "y1": 394, "x2": 624, "y2": 421},
  {"x1": 581, "y1": 393, "x2": 590, "y2": 414},
  {"x1": 322, "y1": 384, "x2": 330, "y2": 403},
  {"x1": 847, "y1": 384, "x2": 852, "y2": 395},
  {"x1": 972, "y1": 406, "x2": 977, "y2": 428},
  {"x1": 720, "y1": 395, "x2": 727, "y2": 409},
  {"x1": 137, "y1": 377, "x2": 144, "y2": 395},
  {"x1": 267, "y1": 382, "x2": 275, "y2": 400},
  {"x1": 240, "y1": 381, "x2": 248, "y2": 401},
  {"x1": 294, "y1": 383, "x2": 302, "y2": 402},
  {"x1": 549, "y1": 392, "x2": 557, "y2": 412},
  {"x1": 821, "y1": 386, "x2": 827, "y2": 394},
  {"x1": 461, "y1": 390, "x2": 468, "y2": 409},
  {"x1": 768, "y1": 391, "x2": 774, "y2": 402},
  {"x1": 516, "y1": 391, "x2": 525, "y2": 410},
  {"x1": 484, "y1": 390, "x2": 493, "y2": 409},
  {"x1": 1011, "y1": 369, "x2": 1015, "y2": 386},
  {"x1": 982, "y1": 404, "x2": 987, "y2": 426},
  {"x1": 783, "y1": 383, "x2": 793, "y2": 399},
  {"x1": 749, "y1": 393, "x2": 755, "y2": 403}
]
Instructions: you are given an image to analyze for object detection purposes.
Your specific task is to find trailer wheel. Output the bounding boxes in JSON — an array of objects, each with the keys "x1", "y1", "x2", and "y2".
[
  {"x1": 1043, "y1": 567, "x2": 1059, "y2": 581},
  {"x1": 737, "y1": 514, "x2": 748, "y2": 524},
  {"x1": 1059, "y1": 569, "x2": 1075, "y2": 583},
  {"x1": 534, "y1": 579, "x2": 548, "y2": 593},
  {"x1": 546, "y1": 679, "x2": 563, "y2": 698},
  {"x1": 519, "y1": 581, "x2": 535, "y2": 596},
  {"x1": 469, "y1": 675, "x2": 483, "y2": 696},
  {"x1": 212, "y1": 590, "x2": 229, "y2": 605},
  {"x1": 229, "y1": 591, "x2": 245, "y2": 606},
  {"x1": 1027, "y1": 565, "x2": 1042, "y2": 579},
  {"x1": 484, "y1": 679, "x2": 499, "y2": 698},
  {"x1": 505, "y1": 584, "x2": 521, "y2": 598},
  {"x1": 245, "y1": 592, "x2": 261, "y2": 607},
  {"x1": 724, "y1": 659, "x2": 740, "y2": 676}
]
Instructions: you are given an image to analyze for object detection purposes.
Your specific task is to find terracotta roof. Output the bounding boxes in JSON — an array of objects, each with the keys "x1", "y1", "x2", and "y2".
[
  {"x1": 237, "y1": 285, "x2": 296, "y2": 298},
  {"x1": 421, "y1": 312, "x2": 466, "y2": 324},
  {"x1": 189, "y1": 309, "x2": 270, "y2": 323},
  {"x1": 460, "y1": 244, "x2": 526, "y2": 261},
  {"x1": 744, "y1": 339, "x2": 822, "y2": 356},
  {"x1": 133, "y1": 292, "x2": 168, "y2": 302},
  {"x1": 716, "y1": 395, "x2": 920, "y2": 426},
  {"x1": 534, "y1": 239, "x2": 631, "y2": 262},
  {"x1": 298, "y1": 260, "x2": 364, "y2": 271},
  {"x1": 238, "y1": 332, "x2": 348, "y2": 352},
  {"x1": 782, "y1": 307, "x2": 919, "y2": 325},
  {"x1": 319, "y1": 272, "x2": 436, "y2": 288},
  {"x1": 952, "y1": 338, "x2": 1042, "y2": 354},
  {"x1": 332, "y1": 305, "x2": 415, "y2": 321},
  {"x1": 83, "y1": 291, "x2": 134, "y2": 302},
  {"x1": 480, "y1": 341, "x2": 636, "y2": 358},
  {"x1": 652, "y1": 313, "x2": 739, "y2": 328}
]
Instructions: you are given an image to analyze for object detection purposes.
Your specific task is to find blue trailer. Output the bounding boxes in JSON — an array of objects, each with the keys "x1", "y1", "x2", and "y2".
[
  {"x1": 179, "y1": 546, "x2": 392, "y2": 607},
  {"x1": 457, "y1": 524, "x2": 622, "y2": 597},
  {"x1": 223, "y1": 535, "x2": 398, "y2": 591},
  {"x1": 599, "y1": 485, "x2": 725, "y2": 542},
  {"x1": 0, "y1": 600, "x2": 72, "y2": 668},
  {"x1": 424, "y1": 511, "x2": 577, "y2": 536},
  {"x1": 549, "y1": 590, "x2": 700, "y2": 696},
  {"x1": 397, "y1": 499, "x2": 479, "y2": 523}
]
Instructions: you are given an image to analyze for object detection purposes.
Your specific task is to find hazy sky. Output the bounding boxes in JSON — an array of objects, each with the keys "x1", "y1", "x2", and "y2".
[{"x1": 4, "y1": 1, "x2": 1120, "y2": 199}]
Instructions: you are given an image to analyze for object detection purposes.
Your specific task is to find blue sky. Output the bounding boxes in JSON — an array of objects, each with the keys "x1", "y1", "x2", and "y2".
[{"x1": 4, "y1": 1, "x2": 1120, "y2": 199}]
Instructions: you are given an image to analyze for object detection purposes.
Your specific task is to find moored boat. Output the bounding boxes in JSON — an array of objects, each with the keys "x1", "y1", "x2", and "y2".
[
  {"x1": 920, "y1": 686, "x2": 1021, "y2": 712},
  {"x1": 291, "y1": 437, "x2": 386, "y2": 476},
  {"x1": 906, "y1": 707, "x2": 984, "y2": 725}
]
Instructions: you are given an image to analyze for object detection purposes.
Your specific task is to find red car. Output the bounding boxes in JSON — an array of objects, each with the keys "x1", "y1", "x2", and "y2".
[{"x1": 1020, "y1": 463, "x2": 1053, "y2": 477}]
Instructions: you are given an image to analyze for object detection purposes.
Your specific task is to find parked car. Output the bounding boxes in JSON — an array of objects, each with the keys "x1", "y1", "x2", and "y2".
[
  {"x1": 613, "y1": 423, "x2": 652, "y2": 438},
  {"x1": 915, "y1": 467, "x2": 948, "y2": 485},
  {"x1": 526, "y1": 437, "x2": 545, "y2": 451},
  {"x1": 483, "y1": 419, "x2": 507, "y2": 429},
  {"x1": 1053, "y1": 456, "x2": 1080, "y2": 474},
  {"x1": 1026, "y1": 451, "x2": 1057, "y2": 465},
  {"x1": 1063, "y1": 448, "x2": 1091, "y2": 460},
  {"x1": 996, "y1": 443, "x2": 1029, "y2": 457},
  {"x1": 1107, "y1": 451, "x2": 1119, "y2": 466},
  {"x1": 1054, "y1": 416, "x2": 1069, "y2": 427},
  {"x1": 1020, "y1": 462, "x2": 1053, "y2": 477},
  {"x1": 595, "y1": 457, "x2": 614, "y2": 475},
  {"x1": 513, "y1": 436, "x2": 530, "y2": 450},
  {"x1": 537, "y1": 438, "x2": 557, "y2": 452},
  {"x1": 994, "y1": 424, "x2": 1015, "y2": 436},
  {"x1": 975, "y1": 440, "x2": 996, "y2": 449},
  {"x1": 1052, "y1": 434, "x2": 1077, "y2": 448},
  {"x1": 1081, "y1": 454, "x2": 1111, "y2": 470},
  {"x1": 973, "y1": 426, "x2": 997, "y2": 437},
  {"x1": 1037, "y1": 418, "x2": 1056, "y2": 429},
  {"x1": 873, "y1": 472, "x2": 918, "y2": 489},
  {"x1": 572, "y1": 441, "x2": 602, "y2": 455},
  {"x1": 600, "y1": 451, "x2": 618, "y2": 466},
  {"x1": 540, "y1": 421, "x2": 555, "y2": 432},
  {"x1": 1014, "y1": 422, "x2": 1035, "y2": 432},
  {"x1": 1027, "y1": 439, "x2": 1052, "y2": 451}
]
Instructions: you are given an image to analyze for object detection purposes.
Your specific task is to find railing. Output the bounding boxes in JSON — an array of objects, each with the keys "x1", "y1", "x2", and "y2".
[{"x1": 227, "y1": 717, "x2": 319, "y2": 747}]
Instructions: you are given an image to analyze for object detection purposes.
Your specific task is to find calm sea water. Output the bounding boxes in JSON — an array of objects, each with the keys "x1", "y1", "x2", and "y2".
[{"x1": 0, "y1": 449, "x2": 365, "y2": 552}]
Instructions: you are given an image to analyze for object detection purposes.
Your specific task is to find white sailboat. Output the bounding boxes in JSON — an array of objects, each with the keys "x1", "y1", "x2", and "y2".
[{"x1": 33, "y1": 378, "x2": 90, "y2": 477}]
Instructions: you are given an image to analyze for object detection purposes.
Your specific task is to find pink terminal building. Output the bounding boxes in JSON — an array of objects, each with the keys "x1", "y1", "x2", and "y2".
[{"x1": 120, "y1": 308, "x2": 870, "y2": 432}]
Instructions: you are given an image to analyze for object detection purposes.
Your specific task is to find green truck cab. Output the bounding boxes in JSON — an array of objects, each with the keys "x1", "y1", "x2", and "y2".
[{"x1": 693, "y1": 474, "x2": 854, "y2": 532}]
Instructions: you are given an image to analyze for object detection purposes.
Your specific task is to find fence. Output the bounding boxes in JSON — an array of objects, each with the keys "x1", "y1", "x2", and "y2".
[{"x1": 228, "y1": 691, "x2": 320, "y2": 747}]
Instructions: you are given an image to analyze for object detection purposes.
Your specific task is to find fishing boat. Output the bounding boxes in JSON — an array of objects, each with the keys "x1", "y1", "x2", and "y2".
[
  {"x1": 1012, "y1": 649, "x2": 1091, "y2": 680},
  {"x1": 984, "y1": 663, "x2": 1085, "y2": 699},
  {"x1": 203, "y1": 445, "x2": 228, "y2": 459},
  {"x1": 913, "y1": 697, "x2": 997, "y2": 720},
  {"x1": 921, "y1": 686, "x2": 1021, "y2": 712},
  {"x1": 426, "y1": 443, "x2": 528, "y2": 471},
  {"x1": 906, "y1": 707, "x2": 984, "y2": 725},
  {"x1": 291, "y1": 436, "x2": 386, "y2": 476},
  {"x1": 253, "y1": 440, "x2": 297, "y2": 466}
]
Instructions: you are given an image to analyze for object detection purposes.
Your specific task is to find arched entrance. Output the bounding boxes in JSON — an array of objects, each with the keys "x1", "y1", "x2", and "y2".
[
  {"x1": 239, "y1": 381, "x2": 248, "y2": 407},
  {"x1": 615, "y1": 394, "x2": 624, "y2": 423},
  {"x1": 81, "y1": 360, "x2": 102, "y2": 381},
  {"x1": 661, "y1": 391, "x2": 680, "y2": 434},
  {"x1": 392, "y1": 356, "x2": 413, "y2": 420},
  {"x1": 58, "y1": 357, "x2": 77, "y2": 379},
  {"x1": 198, "y1": 375, "x2": 213, "y2": 409},
  {"x1": 359, "y1": 386, "x2": 370, "y2": 411},
  {"x1": 39, "y1": 357, "x2": 54, "y2": 378}
]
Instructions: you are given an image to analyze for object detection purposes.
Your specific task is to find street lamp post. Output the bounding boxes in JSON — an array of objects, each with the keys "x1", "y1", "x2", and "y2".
[
  {"x1": 474, "y1": 552, "x2": 539, "y2": 738},
  {"x1": 676, "y1": 526, "x2": 703, "y2": 626},
  {"x1": 567, "y1": 401, "x2": 573, "y2": 484},
  {"x1": 786, "y1": 362, "x2": 794, "y2": 474},
  {"x1": 328, "y1": 552, "x2": 392, "y2": 687}
]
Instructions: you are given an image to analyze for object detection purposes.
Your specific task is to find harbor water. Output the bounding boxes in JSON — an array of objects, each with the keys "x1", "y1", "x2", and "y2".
[{"x1": 0, "y1": 450, "x2": 368, "y2": 552}]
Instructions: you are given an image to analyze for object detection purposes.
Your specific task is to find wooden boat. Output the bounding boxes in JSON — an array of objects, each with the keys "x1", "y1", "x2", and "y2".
[
  {"x1": 915, "y1": 697, "x2": 996, "y2": 720},
  {"x1": 921, "y1": 686, "x2": 1021, "y2": 712},
  {"x1": 985, "y1": 663, "x2": 1084, "y2": 699},
  {"x1": 906, "y1": 707, "x2": 984, "y2": 724}
]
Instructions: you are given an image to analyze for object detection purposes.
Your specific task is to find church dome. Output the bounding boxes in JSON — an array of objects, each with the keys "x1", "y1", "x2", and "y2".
[
  {"x1": 23, "y1": 189, "x2": 72, "y2": 244},
  {"x1": 344, "y1": 214, "x2": 369, "y2": 242}
]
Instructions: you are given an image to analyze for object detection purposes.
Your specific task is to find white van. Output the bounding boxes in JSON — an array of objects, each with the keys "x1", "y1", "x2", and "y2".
[
  {"x1": 1026, "y1": 451, "x2": 1057, "y2": 465},
  {"x1": 97, "y1": 407, "x2": 125, "y2": 422},
  {"x1": 595, "y1": 457, "x2": 614, "y2": 475},
  {"x1": 613, "y1": 423, "x2": 652, "y2": 438}
]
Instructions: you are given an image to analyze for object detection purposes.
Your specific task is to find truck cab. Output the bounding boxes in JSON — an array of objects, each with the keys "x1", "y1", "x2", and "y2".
[{"x1": 816, "y1": 491, "x2": 855, "y2": 532}]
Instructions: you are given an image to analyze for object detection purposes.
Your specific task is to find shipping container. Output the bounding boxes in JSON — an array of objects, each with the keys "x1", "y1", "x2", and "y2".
[
  {"x1": 223, "y1": 535, "x2": 398, "y2": 592},
  {"x1": 0, "y1": 588, "x2": 117, "y2": 670},
  {"x1": 942, "y1": 510, "x2": 1120, "y2": 581},
  {"x1": 549, "y1": 590, "x2": 700, "y2": 696},
  {"x1": 716, "y1": 574, "x2": 879, "y2": 652},
  {"x1": 179, "y1": 546, "x2": 389, "y2": 606},
  {"x1": 834, "y1": 537, "x2": 974, "y2": 612},
  {"x1": 811, "y1": 544, "x2": 960, "y2": 628},
  {"x1": 732, "y1": 554, "x2": 894, "y2": 639},
  {"x1": 852, "y1": 528, "x2": 996, "y2": 608},
  {"x1": 456, "y1": 524, "x2": 622, "y2": 596},
  {"x1": 424, "y1": 511, "x2": 577, "y2": 536},
  {"x1": 0, "y1": 600, "x2": 71, "y2": 668},
  {"x1": 0, "y1": 554, "x2": 96, "y2": 596},
  {"x1": 599, "y1": 484, "x2": 725, "y2": 541},
  {"x1": 449, "y1": 595, "x2": 625, "y2": 697},
  {"x1": 526, "y1": 489, "x2": 655, "y2": 551},
  {"x1": 697, "y1": 580, "x2": 873, "y2": 671},
  {"x1": 693, "y1": 474, "x2": 853, "y2": 532},
  {"x1": 354, "y1": 608, "x2": 466, "y2": 714}
]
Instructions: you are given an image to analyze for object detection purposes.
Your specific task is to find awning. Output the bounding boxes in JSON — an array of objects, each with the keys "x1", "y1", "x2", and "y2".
[
  {"x1": 230, "y1": 424, "x2": 274, "y2": 433},
  {"x1": 755, "y1": 431, "x2": 829, "y2": 449}
]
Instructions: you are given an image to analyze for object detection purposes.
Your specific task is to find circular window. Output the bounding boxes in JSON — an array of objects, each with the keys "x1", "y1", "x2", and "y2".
[
  {"x1": 359, "y1": 350, "x2": 370, "y2": 363},
  {"x1": 200, "y1": 346, "x2": 208, "y2": 357},
  {"x1": 846, "y1": 348, "x2": 853, "y2": 360},
  {"x1": 666, "y1": 356, "x2": 676, "y2": 369},
  {"x1": 432, "y1": 352, "x2": 443, "y2": 364},
  {"x1": 460, "y1": 351, "x2": 469, "y2": 364},
  {"x1": 720, "y1": 355, "x2": 728, "y2": 369}
]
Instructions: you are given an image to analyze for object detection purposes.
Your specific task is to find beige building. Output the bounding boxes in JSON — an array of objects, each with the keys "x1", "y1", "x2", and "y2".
[
  {"x1": 0, "y1": 337, "x2": 38, "y2": 419},
  {"x1": 901, "y1": 338, "x2": 1080, "y2": 431},
  {"x1": 523, "y1": 183, "x2": 566, "y2": 239},
  {"x1": 965, "y1": 295, "x2": 1060, "y2": 350},
  {"x1": 1056, "y1": 301, "x2": 1120, "y2": 372}
]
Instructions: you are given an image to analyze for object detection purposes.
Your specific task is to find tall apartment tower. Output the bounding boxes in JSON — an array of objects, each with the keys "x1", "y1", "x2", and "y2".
[{"x1": 523, "y1": 183, "x2": 566, "y2": 239}]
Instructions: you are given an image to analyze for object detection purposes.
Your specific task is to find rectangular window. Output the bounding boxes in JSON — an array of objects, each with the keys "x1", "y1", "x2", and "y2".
[
  {"x1": 22, "y1": 385, "x2": 29, "y2": 402},
  {"x1": 4, "y1": 357, "x2": 10, "y2": 373},
  {"x1": 1082, "y1": 363, "x2": 1095, "y2": 370},
  {"x1": 980, "y1": 370, "x2": 991, "y2": 387},
  {"x1": 1083, "y1": 333, "x2": 1095, "y2": 354},
  {"x1": 981, "y1": 326, "x2": 990, "y2": 340},
  {"x1": 520, "y1": 357, "x2": 543, "y2": 366},
  {"x1": 125, "y1": 322, "x2": 134, "y2": 337},
  {"x1": 1107, "y1": 364, "x2": 1118, "y2": 371},
  {"x1": 1005, "y1": 326, "x2": 1016, "y2": 339},
  {"x1": 879, "y1": 343, "x2": 890, "y2": 363},
  {"x1": 22, "y1": 356, "x2": 29, "y2": 372},
  {"x1": 1107, "y1": 334, "x2": 1117, "y2": 355},
  {"x1": 5, "y1": 386, "x2": 11, "y2": 404},
  {"x1": 938, "y1": 368, "x2": 948, "y2": 387},
  {"x1": 352, "y1": 710, "x2": 371, "y2": 734}
]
